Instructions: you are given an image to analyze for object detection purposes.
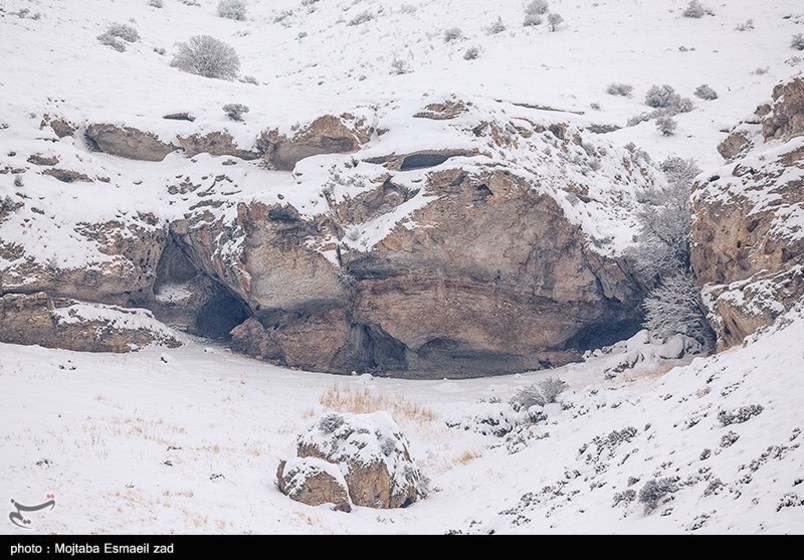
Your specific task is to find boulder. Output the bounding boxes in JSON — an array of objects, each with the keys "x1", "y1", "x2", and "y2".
[
  {"x1": 717, "y1": 131, "x2": 750, "y2": 161},
  {"x1": 276, "y1": 457, "x2": 352, "y2": 512},
  {"x1": 296, "y1": 412, "x2": 422, "y2": 509},
  {"x1": 0, "y1": 292, "x2": 180, "y2": 352},
  {"x1": 85, "y1": 123, "x2": 175, "y2": 161}
]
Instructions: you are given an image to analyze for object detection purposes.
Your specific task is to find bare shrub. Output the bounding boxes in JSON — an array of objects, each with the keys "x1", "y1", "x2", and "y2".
[
  {"x1": 638, "y1": 478, "x2": 679, "y2": 512},
  {"x1": 656, "y1": 115, "x2": 677, "y2": 136},
  {"x1": 217, "y1": 0, "x2": 247, "y2": 21},
  {"x1": 547, "y1": 13, "x2": 564, "y2": 31},
  {"x1": 718, "y1": 405, "x2": 763, "y2": 426},
  {"x1": 486, "y1": 17, "x2": 506, "y2": 35},
  {"x1": 792, "y1": 34, "x2": 804, "y2": 51},
  {"x1": 682, "y1": 1, "x2": 710, "y2": 18},
  {"x1": 222, "y1": 103, "x2": 249, "y2": 121},
  {"x1": 444, "y1": 27, "x2": 463, "y2": 42},
  {"x1": 148, "y1": 0, "x2": 164, "y2": 7},
  {"x1": 523, "y1": 14, "x2": 542, "y2": 27},
  {"x1": 348, "y1": 10, "x2": 373, "y2": 26},
  {"x1": 171, "y1": 35, "x2": 240, "y2": 80},
  {"x1": 511, "y1": 377, "x2": 568, "y2": 410},
  {"x1": 607, "y1": 83, "x2": 634, "y2": 97},
  {"x1": 463, "y1": 46, "x2": 480, "y2": 60},
  {"x1": 526, "y1": 0, "x2": 549, "y2": 15}
]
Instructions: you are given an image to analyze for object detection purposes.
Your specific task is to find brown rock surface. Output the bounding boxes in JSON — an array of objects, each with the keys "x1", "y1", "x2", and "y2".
[
  {"x1": 85, "y1": 124, "x2": 176, "y2": 161},
  {"x1": 276, "y1": 458, "x2": 352, "y2": 512}
]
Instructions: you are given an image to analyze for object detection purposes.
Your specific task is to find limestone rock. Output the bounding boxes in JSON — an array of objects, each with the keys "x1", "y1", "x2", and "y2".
[
  {"x1": 276, "y1": 457, "x2": 352, "y2": 512},
  {"x1": 762, "y1": 77, "x2": 804, "y2": 141},
  {"x1": 296, "y1": 412, "x2": 421, "y2": 509},
  {"x1": 177, "y1": 131, "x2": 258, "y2": 160},
  {"x1": 85, "y1": 123, "x2": 176, "y2": 161},
  {"x1": 717, "y1": 132, "x2": 751, "y2": 161},
  {"x1": 258, "y1": 114, "x2": 372, "y2": 170},
  {"x1": 0, "y1": 292, "x2": 181, "y2": 352}
]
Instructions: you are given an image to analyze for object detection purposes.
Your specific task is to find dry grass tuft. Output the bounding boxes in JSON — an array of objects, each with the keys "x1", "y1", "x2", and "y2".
[{"x1": 319, "y1": 384, "x2": 438, "y2": 424}]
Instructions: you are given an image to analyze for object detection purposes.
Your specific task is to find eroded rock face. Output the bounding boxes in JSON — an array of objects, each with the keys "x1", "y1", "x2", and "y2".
[
  {"x1": 0, "y1": 292, "x2": 180, "y2": 352},
  {"x1": 762, "y1": 77, "x2": 804, "y2": 141},
  {"x1": 692, "y1": 79, "x2": 804, "y2": 348},
  {"x1": 177, "y1": 132, "x2": 259, "y2": 160},
  {"x1": 276, "y1": 457, "x2": 352, "y2": 512},
  {"x1": 717, "y1": 132, "x2": 751, "y2": 161},
  {"x1": 85, "y1": 124, "x2": 176, "y2": 161},
  {"x1": 258, "y1": 114, "x2": 372, "y2": 170},
  {"x1": 293, "y1": 412, "x2": 421, "y2": 509}
]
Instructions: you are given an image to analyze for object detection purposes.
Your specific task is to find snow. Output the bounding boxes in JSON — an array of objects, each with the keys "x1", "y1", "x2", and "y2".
[{"x1": 1, "y1": 306, "x2": 802, "y2": 533}]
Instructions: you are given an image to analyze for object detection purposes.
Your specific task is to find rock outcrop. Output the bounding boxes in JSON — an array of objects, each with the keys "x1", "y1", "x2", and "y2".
[
  {"x1": 692, "y1": 78, "x2": 804, "y2": 348},
  {"x1": 276, "y1": 457, "x2": 352, "y2": 512},
  {"x1": 257, "y1": 114, "x2": 372, "y2": 170},
  {"x1": 278, "y1": 412, "x2": 421, "y2": 510},
  {"x1": 177, "y1": 132, "x2": 258, "y2": 160},
  {"x1": 85, "y1": 124, "x2": 176, "y2": 162},
  {"x1": 0, "y1": 292, "x2": 180, "y2": 352}
]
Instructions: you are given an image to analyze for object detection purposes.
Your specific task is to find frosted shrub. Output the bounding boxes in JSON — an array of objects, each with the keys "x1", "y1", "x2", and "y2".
[
  {"x1": 464, "y1": 46, "x2": 480, "y2": 60},
  {"x1": 523, "y1": 14, "x2": 542, "y2": 27},
  {"x1": 735, "y1": 19, "x2": 753, "y2": 31},
  {"x1": 547, "y1": 13, "x2": 564, "y2": 31},
  {"x1": 318, "y1": 413, "x2": 344, "y2": 434},
  {"x1": 390, "y1": 58, "x2": 411, "y2": 75},
  {"x1": 486, "y1": 17, "x2": 506, "y2": 35},
  {"x1": 694, "y1": 84, "x2": 718, "y2": 100},
  {"x1": 718, "y1": 405, "x2": 764, "y2": 426},
  {"x1": 172, "y1": 35, "x2": 241, "y2": 80},
  {"x1": 638, "y1": 478, "x2": 678, "y2": 512},
  {"x1": 13, "y1": 175, "x2": 24, "y2": 188},
  {"x1": 607, "y1": 82, "x2": 633, "y2": 97},
  {"x1": 682, "y1": 0, "x2": 709, "y2": 18},
  {"x1": 792, "y1": 34, "x2": 804, "y2": 51},
  {"x1": 148, "y1": 0, "x2": 164, "y2": 7},
  {"x1": 656, "y1": 116, "x2": 677, "y2": 136},
  {"x1": 645, "y1": 85, "x2": 677, "y2": 108},
  {"x1": 443, "y1": 27, "x2": 463, "y2": 42},
  {"x1": 348, "y1": 10, "x2": 373, "y2": 26},
  {"x1": 222, "y1": 103, "x2": 249, "y2": 121},
  {"x1": 510, "y1": 377, "x2": 568, "y2": 410},
  {"x1": 217, "y1": 0, "x2": 247, "y2": 21},
  {"x1": 98, "y1": 23, "x2": 140, "y2": 52},
  {"x1": 526, "y1": 0, "x2": 549, "y2": 15}
]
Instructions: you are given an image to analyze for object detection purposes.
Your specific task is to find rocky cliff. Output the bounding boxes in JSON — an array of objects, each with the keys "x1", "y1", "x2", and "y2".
[
  {"x1": 692, "y1": 78, "x2": 804, "y2": 349},
  {"x1": 1, "y1": 96, "x2": 658, "y2": 375}
]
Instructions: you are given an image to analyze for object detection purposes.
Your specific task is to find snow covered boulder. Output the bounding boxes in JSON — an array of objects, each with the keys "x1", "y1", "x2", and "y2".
[
  {"x1": 276, "y1": 457, "x2": 352, "y2": 513},
  {"x1": 85, "y1": 123, "x2": 176, "y2": 162},
  {"x1": 295, "y1": 412, "x2": 422, "y2": 509},
  {"x1": 0, "y1": 292, "x2": 181, "y2": 352}
]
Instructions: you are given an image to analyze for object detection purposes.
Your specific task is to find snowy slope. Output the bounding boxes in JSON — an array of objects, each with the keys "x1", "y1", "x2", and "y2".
[{"x1": 0, "y1": 307, "x2": 802, "y2": 534}]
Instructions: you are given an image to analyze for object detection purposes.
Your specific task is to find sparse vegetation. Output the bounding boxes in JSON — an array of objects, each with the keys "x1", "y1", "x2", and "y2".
[
  {"x1": 735, "y1": 19, "x2": 754, "y2": 31},
  {"x1": 694, "y1": 84, "x2": 718, "y2": 100},
  {"x1": 348, "y1": 10, "x2": 373, "y2": 26},
  {"x1": 523, "y1": 14, "x2": 542, "y2": 27},
  {"x1": 682, "y1": 0, "x2": 710, "y2": 19},
  {"x1": 444, "y1": 27, "x2": 463, "y2": 43},
  {"x1": 645, "y1": 85, "x2": 680, "y2": 109},
  {"x1": 718, "y1": 405, "x2": 764, "y2": 426},
  {"x1": 148, "y1": 0, "x2": 164, "y2": 8},
  {"x1": 171, "y1": 35, "x2": 240, "y2": 80},
  {"x1": 792, "y1": 34, "x2": 804, "y2": 51},
  {"x1": 607, "y1": 83, "x2": 634, "y2": 97},
  {"x1": 222, "y1": 103, "x2": 249, "y2": 121},
  {"x1": 526, "y1": 0, "x2": 549, "y2": 15},
  {"x1": 547, "y1": 13, "x2": 564, "y2": 32},
  {"x1": 97, "y1": 23, "x2": 140, "y2": 52},
  {"x1": 655, "y1": 115, "x2": 677, "y2": 136},
  {"x1": 486, "y1": 17, "x2": 506, "y2": 35},
  {"x1": 511, "y1": 377, "x2": 569, "y2": 410},
  {"x1": 638, "y1": 478, "x2": 679, "y2": 512},
  {"x1": 217, "y1": 0, "x2": 247, "y2": 21},
  {"x1": 319, "y1": 385, "x2": 437, "y2": 425},
  {"x1": 463, "y1": 46, "x2": 480, "y2": 60},
  {"x1": 390, "y1": 58, "x2": 411, "y2": 75}
]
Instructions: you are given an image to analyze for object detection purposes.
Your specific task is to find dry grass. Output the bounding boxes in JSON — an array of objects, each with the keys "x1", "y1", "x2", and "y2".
[
  {"x1": 319, "y1": 384, "x2": 438, "y2": 424},
  {"x1": 455, "y1": 450, "x2": 481, "y2": 465}
]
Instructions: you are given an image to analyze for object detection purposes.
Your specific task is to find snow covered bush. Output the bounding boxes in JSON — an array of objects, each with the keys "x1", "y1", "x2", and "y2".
[
  {"x1": 694, "y1": 84, "x2": 718, "y2": 100},
  {"x1": 348, "y1": 10, "x2": 373, "y2": 26},
  {"x1": 390, "y1": 58, "x2": 411, "y2": 75},
  {"x1": 547, "y1": 13, "x2": 564, "y2": 32},
  {"x1": 222, "y1": 103, "x2": 249, "y2": 121},
  {"x1": 511, "y1": 377, "x2": 568, "y2": 410},
  {"x1": 638, "y1": 478, "x2": 678, "y2": 512},
  {"x1": 486, "y1": 17, "x2": 506, "y2": 35},
  {"x1": 607, "y1": 82, "x2": 633, "y2": 97},
  {"x1": 148, "y1": 0, "x2": 164, "y2": 8},
  {"x1": 792, "y1": 34, "x2": 804, "y2": 51},
  {"x1": 526, "y1": 0, "x2": 549, "y2": 15},
  {"x1": 718, "y1": 405, "x2": 764, "y2": 426},
  {"x1": 443, "y1": 27, "x2": 463, "y2": 42},
  {"x1": 171, "y1": 35, "x2": 241, "y2": 80},
  {"x1": 13, "y1": 175, "x2": 23, "y2": 188},
  {"x1": 523, "y1": 14, "x2": 542, "y2": 27},
  {"x1": 735, "y1": 19, "x2": 754, "y2": 31},
  {"x1": 682, "y1": 1, "x2": 710, "y2": 18},
  {"x1": 463, "y1": 46, "x2": 480, "y2": 60},
  {"x1": 645, "y1": 85, "x2": 678, "y2": 109},
  {"x1": 217, "y1": 0, "x2": 247, "y2": 21},
  {"x1": 97, "y1": 23, "x2": 140, "y2": 52},
  {"x1": 655, "y1": 115, "x2": 677, "y2": 136}
]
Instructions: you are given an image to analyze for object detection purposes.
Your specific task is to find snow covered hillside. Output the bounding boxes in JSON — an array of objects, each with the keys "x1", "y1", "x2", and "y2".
[{"x1": 1, "y1": 0, "x2": 803, "y2": 534}]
